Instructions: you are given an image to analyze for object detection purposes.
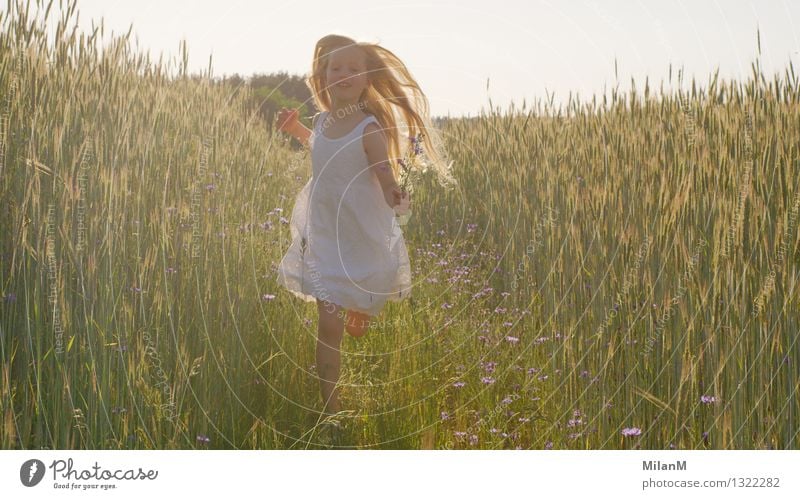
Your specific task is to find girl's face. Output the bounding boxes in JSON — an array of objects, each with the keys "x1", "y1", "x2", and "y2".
[{"x1": 325, "y1": 46, "x2": 369, "y2": 102}]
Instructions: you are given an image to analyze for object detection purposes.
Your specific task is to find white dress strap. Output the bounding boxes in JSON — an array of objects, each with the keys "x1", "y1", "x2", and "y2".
[
  {"x1": 314, "y1": 111, "x2": 327, "y2": 135},
  {"x1": 316, "y1": 111, "x2": 379, "y2": 141},
  {"x1": 356, "y1": 115, "x2": 379, "y2": 137}
]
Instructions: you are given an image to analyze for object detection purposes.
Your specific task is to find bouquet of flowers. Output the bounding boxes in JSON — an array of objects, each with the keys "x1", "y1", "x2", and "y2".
[{"x1": 394, "y1": 133, "x2": 427, "y2": 224}]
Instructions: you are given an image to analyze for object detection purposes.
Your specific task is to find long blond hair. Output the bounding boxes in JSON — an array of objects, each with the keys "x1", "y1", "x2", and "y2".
[{"x1": 307, "y1": 34, "x2": 457, "y2": 190}]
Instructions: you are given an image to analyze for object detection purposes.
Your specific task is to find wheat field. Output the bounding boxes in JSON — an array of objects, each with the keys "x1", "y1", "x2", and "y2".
[{"x1": 1, "y1": 0, "x2": 798, "y2": 450}]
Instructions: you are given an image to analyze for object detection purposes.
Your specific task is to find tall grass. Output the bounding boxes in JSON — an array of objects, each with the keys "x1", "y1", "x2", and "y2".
[{"x1": 1, "y1": 0, "x2": 797, "y2": 449}]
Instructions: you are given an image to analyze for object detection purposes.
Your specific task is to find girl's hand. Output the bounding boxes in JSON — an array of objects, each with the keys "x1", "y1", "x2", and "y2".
[
  {"x1": 383, "y1": 185, "x2": 410, "y2": 213},
  {"x1": 276, "y1": 108, "x2": 299, "y2": 133},
  {"x1": 394, "y1": 188, "x2": 411, "y2": 215}
]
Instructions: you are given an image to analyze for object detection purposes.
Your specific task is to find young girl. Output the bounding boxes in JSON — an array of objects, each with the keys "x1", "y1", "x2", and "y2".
[{"x1": 275, "y1": 34, "x2": 456, "y2": 417}]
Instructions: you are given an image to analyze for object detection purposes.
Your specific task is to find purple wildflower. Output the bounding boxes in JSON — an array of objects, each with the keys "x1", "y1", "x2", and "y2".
[
  {"x1": 410, "y1": 134, "x2": 424, "y2": 156},
  {"x1": 621, "y1": 427, "x2": 642, "y2": 437}
]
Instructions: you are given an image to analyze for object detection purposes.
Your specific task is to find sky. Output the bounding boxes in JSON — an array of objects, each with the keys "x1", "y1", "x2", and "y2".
[{"x1": 38, "y1": 0, "x2": 800, "y2": 118}]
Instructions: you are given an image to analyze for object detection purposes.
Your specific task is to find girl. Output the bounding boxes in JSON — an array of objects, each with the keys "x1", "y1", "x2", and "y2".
[{"x1": 275, "y1": 34, "x2": 456, "y2": 417}]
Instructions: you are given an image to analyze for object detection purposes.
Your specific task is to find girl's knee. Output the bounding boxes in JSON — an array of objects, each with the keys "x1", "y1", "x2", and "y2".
[
  {"x1": 316, "y1": 301, "x2": 344, "y2": 339},
  {"x1": 317, "y1": 298, "x2": 341, "y2": 315}
]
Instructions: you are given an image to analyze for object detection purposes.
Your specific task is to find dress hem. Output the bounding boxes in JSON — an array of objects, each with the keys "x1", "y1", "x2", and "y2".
[{"x1": 276, "y1": 270, "x2": 412, "y2": 317}]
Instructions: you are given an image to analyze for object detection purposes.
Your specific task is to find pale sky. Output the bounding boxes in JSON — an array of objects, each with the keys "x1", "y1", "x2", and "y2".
[{"x1": 40, "y1": 0, "x2": 800, "y2": 117}]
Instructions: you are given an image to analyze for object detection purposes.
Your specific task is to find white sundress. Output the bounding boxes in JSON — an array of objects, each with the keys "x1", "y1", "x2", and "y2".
[{"x1": 276, "y1": 110, "x2": 412, "y2": 316}]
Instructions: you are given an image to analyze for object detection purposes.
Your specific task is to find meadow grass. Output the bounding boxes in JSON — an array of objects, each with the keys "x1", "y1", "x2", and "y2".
[{"x1": 1, "y1": 0, "x2": 798, "y2": 449}]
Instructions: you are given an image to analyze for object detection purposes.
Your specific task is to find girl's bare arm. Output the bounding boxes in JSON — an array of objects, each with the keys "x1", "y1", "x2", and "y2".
[
  {"x1": 287, "y1": 113, "x2": 322, "y2": 147},
  {"x1": 288, "y1": 123, "x2": 311, "y2": 146},
  {"x1": 364, "y1": 121, "x2": 410, "y2": 210},
  {"x1": 363, "y1": 122, "x2": 399, "y2": 191}
]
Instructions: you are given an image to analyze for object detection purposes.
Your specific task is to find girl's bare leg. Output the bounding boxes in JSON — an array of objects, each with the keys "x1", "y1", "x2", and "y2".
[{"x1": 316, "y1": 298, "x2": 345, "y2": 415}]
